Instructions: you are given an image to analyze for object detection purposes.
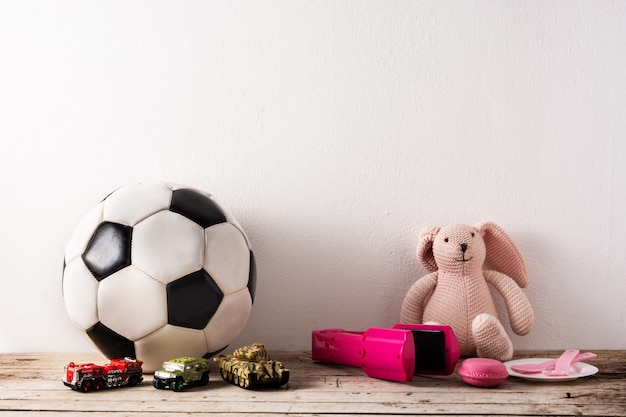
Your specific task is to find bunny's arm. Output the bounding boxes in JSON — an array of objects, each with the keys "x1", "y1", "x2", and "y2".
[
  {"x1": 484, "y1": 270, "x2": 534, "y2": 336},
  {"x1": 400, "y1": 272, "x2": 438, "y2": 324}
]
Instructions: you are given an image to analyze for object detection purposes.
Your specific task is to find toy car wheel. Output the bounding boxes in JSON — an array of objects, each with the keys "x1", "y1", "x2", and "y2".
[
  {"x1": 279, "y1": 370, "x2": 290, "y2": 386},
  {"x1": 94, "y1": 379, "x2": 105, "y2": 391},
  {"x1": 127, "y1": 376, "x2": 140, "y2": 386},
  {"x1": 80, "y1": 380, "x2": 93, "y2": 393},
  {"x1": 245, "y1": 372, "x2": 257, "y2": 389},
  {"x1": 237, "y1": 373, "x2": 254, "y2": 389},
  {"x1": 171, "y1": 377, "x2": 184, "y2": 392},
  {"x1": 199, "y1": 371, "x2": 209, "y2": 386}
]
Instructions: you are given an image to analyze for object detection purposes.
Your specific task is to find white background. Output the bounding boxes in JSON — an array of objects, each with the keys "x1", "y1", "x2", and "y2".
[{"x1": 1, "y1": 1, "x2": 624, "y2": 354}]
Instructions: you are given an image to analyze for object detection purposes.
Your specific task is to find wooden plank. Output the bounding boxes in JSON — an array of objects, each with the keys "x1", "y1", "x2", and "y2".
[
  {"x1": 0, "y1": 389, "x2": 623, "y2": 415},
  {"x1": 0, "y1": 351, "x2": 623, "y2": 416}
]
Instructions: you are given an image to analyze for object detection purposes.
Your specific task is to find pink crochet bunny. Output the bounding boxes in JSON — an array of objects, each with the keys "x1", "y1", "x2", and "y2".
[{"x1": 401, "y1": 222, "x2": 534, "y2": 361}]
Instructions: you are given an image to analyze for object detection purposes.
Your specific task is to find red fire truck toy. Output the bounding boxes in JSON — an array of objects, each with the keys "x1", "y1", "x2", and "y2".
[{"x1": 63, "y1": 358, "x2": 143, "y2": 392}]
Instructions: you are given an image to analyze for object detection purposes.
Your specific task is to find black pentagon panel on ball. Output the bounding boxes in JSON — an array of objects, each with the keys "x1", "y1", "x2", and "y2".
[
  {"x1": 82, "y1": 222, "x2": 132, "y2": 281},
  {"x1": 167, "y1": 270, "x2": 224, "y2": 330},
  {"x1": 86, "y1": 322, "x2": 136, "y2": 360},
  {"x1": 248, "y1": 251, "x2": 257, "y2": 303},
  {"x1": 203, "y1": 346, "x2": 227, "y2": 360},
  {"x1": 170, "y1": 188, "x2": 227, "y2": 228}
]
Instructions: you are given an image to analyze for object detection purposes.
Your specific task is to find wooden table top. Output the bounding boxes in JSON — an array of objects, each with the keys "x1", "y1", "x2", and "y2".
[{"x1": 0, "y1": 350, "x2": 624, "y2": 416}]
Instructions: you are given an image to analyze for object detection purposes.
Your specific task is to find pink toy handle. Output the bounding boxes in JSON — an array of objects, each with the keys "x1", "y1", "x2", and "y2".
[
  {"x1": 311, "y1": 328, "x2": 367, "y2": 368},
  {"x1": 312, "y1": 324, "x2": 460, "y2": 382},
  {"x1": 312, "y1": 327, "x2": 416, "y2": 381},
  {"x1": 543, "y1": 349, "x2": 582, "y2": 376}
]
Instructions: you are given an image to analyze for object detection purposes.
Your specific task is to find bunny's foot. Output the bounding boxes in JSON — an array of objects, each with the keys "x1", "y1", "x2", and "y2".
[{"x1": 472, "y1": 313, "x2": 514, "y2": 361}]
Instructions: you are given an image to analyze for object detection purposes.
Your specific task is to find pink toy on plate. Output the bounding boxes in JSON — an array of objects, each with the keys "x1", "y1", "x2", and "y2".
[
  {"x1": 504, "y1": 350, "x2": 599, "y2": 381},
  {"x1": 312, "y1": 323, "x2": 460, "y2": 382},
  {"x1": 510, "y1": 351, "x2": 597, "y2": 375}
]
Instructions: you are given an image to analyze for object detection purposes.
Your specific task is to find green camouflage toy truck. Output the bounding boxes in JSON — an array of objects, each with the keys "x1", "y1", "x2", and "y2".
[
  {"x1": 152, "y1": 357, "x2": 210, "y2": 392},
  {"x1": 214, "y1": 343, "x2": 289, "y2": 389}
]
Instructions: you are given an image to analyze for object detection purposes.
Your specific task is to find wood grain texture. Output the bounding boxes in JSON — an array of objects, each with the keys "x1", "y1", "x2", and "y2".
[{"x1": 0, "y1": 351, "x2": 624, "y2": 416}]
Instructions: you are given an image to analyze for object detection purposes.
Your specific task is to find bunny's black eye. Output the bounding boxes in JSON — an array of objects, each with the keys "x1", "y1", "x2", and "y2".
[
  {"x1": 444, "y1": 238, "x2": 449, "y2": 243},
  {"x1": 471, "y1": 232, "x2": 475, "y2": 237}
]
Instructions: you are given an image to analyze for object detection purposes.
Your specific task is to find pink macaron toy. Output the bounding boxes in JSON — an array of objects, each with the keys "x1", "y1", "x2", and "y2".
[{"x1": 458, "y1": 358, "x2": 509, "y2": 387}]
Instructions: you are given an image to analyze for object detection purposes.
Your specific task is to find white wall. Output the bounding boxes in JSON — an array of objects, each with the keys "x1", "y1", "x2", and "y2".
[{"x1": 1, "y1": 1, "x2": 624, "y2": 354}]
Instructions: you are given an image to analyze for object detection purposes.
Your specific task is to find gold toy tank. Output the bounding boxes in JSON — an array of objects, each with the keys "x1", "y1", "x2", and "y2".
[{"x1": 215, "y1": 343, "x2": 289, "y2": 389}]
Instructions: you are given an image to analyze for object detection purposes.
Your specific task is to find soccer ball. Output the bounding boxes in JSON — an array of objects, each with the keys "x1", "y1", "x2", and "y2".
[{"x1": 62, "y1": 182, "x2": 256, "y2": 372}]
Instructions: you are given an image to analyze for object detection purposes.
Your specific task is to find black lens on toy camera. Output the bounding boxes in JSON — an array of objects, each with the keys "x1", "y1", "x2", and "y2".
[{"x1": 412, "y1": 330, "x2": 446, "y2": 373}]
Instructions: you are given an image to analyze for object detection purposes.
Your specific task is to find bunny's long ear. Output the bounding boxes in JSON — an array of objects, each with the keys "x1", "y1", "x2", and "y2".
[
  {"x1": 476, "y1": 221, "x2": 529, "y2": 288},
  {"x1": 416, "y1": 226, "x2": 440, "y2": 272}
]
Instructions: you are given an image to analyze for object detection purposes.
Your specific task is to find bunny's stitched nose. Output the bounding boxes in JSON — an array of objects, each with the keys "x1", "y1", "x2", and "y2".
[{"x1": 460, "y1": 243, "x2": 468, "y2": 253}]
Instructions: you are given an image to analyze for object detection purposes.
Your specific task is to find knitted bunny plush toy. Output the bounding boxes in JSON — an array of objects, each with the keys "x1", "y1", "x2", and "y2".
[{"x1": 400, "y1": 222, "x2": 534, "y2": 361}]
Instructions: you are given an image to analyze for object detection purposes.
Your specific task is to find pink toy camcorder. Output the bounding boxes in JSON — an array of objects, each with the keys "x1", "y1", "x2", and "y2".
[{"x1": 312, "y1": 323, "x2": 460, "y2": 382}]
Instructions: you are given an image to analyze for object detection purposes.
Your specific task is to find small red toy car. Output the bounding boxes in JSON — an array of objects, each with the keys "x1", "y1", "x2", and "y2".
[{"x1": 63, "y1": 357, "x2": 143, "y2": 392}]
